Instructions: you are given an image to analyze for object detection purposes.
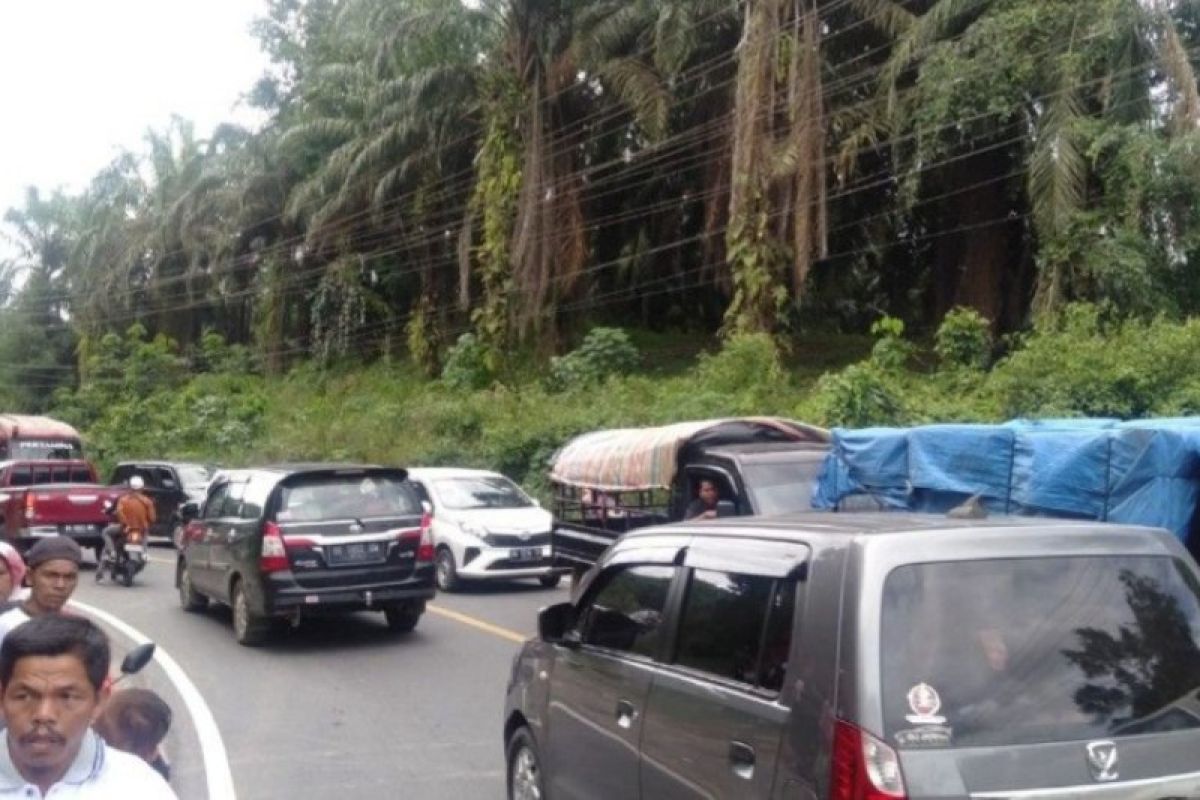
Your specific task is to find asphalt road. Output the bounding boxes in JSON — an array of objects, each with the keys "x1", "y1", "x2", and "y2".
[{"x1": 73, "y1": 549, "x2": 567, "y2": 800}]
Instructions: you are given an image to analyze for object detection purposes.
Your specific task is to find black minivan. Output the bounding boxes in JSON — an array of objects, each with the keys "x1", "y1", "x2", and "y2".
[{"x1": 176, "y1": 464, "x2": 435, "y2": 645}]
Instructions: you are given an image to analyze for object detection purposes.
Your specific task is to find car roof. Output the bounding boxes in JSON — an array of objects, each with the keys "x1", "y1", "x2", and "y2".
[
  {"x1": 619, "y1": 511, "x2": 1181, "y2": 554},
  {"x1": 406, "y1": 467, "x2": 506, "y2": 480},
  {"x1": 115, "y1": 460, "x2": 211, "y2": 469},
  {"x1": 212, "y1": 463, "x2": 398, "y2": 480}
]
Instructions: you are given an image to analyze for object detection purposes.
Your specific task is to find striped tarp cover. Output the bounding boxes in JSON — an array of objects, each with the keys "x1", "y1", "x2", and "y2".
[{"x1": 549, "y1": 417, "x2": 827, "y2": 491}]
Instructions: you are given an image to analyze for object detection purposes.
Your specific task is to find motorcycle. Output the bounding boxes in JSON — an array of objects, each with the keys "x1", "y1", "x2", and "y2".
[{"x1": 96, "y1": 499, "x2": 147, "y2": 587}]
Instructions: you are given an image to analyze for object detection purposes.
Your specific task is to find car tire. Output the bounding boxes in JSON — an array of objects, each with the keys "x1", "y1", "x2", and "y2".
[
  {"x1": 435, "y1": 547, "x2": 460, "y2": 593},
  {"x1": 232, "y1": 581, "x2": 271, "y2": 646},
  {"x1": 178, "y1": 562, "x2": 209, "y2": 612},
  {"x1": 384, "y1": 601, "x2": 423, "y2": 633},
  {"x1": 506, "y1": 726, "x2": 545, "y2": 800},
  {"x1": 538, "y1": 574, "x2": 562, "y2": 589}
]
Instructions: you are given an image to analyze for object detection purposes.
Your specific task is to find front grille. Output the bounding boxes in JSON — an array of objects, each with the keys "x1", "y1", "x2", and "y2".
[{"x1": 485, "y1": 532, "x2": 550, "y2": 547}]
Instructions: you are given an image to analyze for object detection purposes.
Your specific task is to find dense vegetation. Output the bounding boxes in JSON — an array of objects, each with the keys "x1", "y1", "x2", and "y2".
[{"x1": 2, "y1": 0, "x2": 1200, "y2": 474}]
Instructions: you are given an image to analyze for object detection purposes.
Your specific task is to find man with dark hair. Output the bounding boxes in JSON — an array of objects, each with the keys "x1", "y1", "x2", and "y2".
[
  {"x1": 684, "y1": 479, "x2": 721, "y2": 520},
  {"x1": 0, "y1": 615, "x2": 175, "y2": 797},
  {"x1": 0, "y1": 537, "x2": 82, "y2": 646}
]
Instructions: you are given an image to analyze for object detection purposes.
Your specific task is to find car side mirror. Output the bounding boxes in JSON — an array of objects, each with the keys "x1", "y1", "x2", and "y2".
[
  {"x1": 120, "y1": 642, "x2": 156, "y2": 676},
  {"x1": 538, "y1": 602, "x2": 578, "y2": 647},
  {"x1": 180, "y1": 502, "x2": 199, "y2": 522},
  {"x1": 716, "y1": 499, "x2": 737, "y2": 517}
]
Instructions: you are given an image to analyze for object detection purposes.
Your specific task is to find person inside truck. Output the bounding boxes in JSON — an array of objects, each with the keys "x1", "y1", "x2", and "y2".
[{"x1": 685, "y1": 479, "x2": 722, "y2": 520}]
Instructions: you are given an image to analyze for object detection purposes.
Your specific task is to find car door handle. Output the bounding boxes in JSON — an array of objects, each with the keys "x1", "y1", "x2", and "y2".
[
  {"x1": 615, "y1": 699, "x2": 637, "y2": 729},
  {"x1": 729, "y1": 741, "x2": 755, "y2": 781}
]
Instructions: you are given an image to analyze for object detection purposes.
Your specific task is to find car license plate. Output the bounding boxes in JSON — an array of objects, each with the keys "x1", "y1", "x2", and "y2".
[
  {"x1": 327, "y1": 541, "x2": 387, "y2": 566},
  {"x1": 61, "y1": 525, "x2": 94, "y2": 535},
  {"x1": 509, "y1": 547, "x2": 542, "y2": 563}
]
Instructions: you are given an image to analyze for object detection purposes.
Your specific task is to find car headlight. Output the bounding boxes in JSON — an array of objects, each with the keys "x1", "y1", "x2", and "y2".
[{"x1": 461, "y1": 522, "x2": 489, "y2": 540}]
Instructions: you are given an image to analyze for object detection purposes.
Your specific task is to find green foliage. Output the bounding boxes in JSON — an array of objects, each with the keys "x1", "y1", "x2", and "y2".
[
  {"x1": 441, "y1": 333, "x2": 493, "y2": 391},
  {"x1": 809, "y1": 364, "x2": 905, "y2": 428},
  {"x1": 869, "y1": 316, "x2": 912, "y2": 372},
  {"x1": 547, "y1": 328, "x2": 640, "y2": 392},
  {"x1": 935, "y1": 307, "x2": 993, "y2": 370}
]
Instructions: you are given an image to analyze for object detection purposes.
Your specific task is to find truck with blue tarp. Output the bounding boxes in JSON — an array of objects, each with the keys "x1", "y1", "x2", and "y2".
[{"x1": 812, "y1": 418, "x2": 1200, "y2": 558}]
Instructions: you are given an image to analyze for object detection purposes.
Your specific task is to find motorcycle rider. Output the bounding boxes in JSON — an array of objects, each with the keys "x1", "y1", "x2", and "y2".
[{"x1": 102, "y1": 476, "x2": 156, "y2": 575}]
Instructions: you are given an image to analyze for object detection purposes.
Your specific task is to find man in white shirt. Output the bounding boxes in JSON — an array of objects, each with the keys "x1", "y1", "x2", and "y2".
[
  {"x1": 0, "y1": 615, "x2": 175, "y2": 798},
  {"x1": 0, "y1": 537, "x2": 82, "y2": 646}
]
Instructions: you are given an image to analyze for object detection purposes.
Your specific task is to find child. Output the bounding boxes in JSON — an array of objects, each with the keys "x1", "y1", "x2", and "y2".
[{"x1": 96, "y1": 688, "x2": 173, "y2": 781}]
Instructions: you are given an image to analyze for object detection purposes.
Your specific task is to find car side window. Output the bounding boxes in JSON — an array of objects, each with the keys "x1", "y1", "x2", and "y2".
[
  {"x1": 672, "y1": 569, "x2": 797, "y2": 694},
  {"x1": 409, "y1": 481, "x2": 431, "y2": 506},
  {"x1": 220, "y1": 481, "x2": 247, "y2": 518},
  {"x1": 111, "y1": 466, "x2": 132, "y2": 485},
  {"x1": 204, "y1": 483, "x2": 231, "y2": 520},
  {"x1": 577, "y1": 565, "x2": 675, "y2": 658},
  {"x1": 156, "y1": 468, "x2": 177, "y2": 490},
  {"x1": 8, "y1": 467, "x2": 31, "y2": 487},
  {"x1": 239, "y1": 475, "x2": 275, "y2": 521}
]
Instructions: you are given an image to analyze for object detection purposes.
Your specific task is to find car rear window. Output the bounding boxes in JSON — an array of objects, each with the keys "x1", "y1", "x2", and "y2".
[
  {"x1": 881, "y1": 555, "x2": 1200, "y2": 749},
  {"x1": 276, "y1": 474, "x2": 420, "y2": 523}
]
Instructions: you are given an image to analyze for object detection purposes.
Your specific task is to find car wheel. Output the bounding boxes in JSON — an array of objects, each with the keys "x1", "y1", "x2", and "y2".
[
  {"x1": 435, "y1": 547, "x2": 460, "y2": 592},
  {"x1": 384, "y1": 601, "x2": 423, "y2": 633},
  {"x1": 538, "y1": 574, "x2": 562, "y2": 589},
  {"x1": 232, "y1": 581, "x2": 271, "y2": 646},
  {"x1": 506, "y1": 726, "x2": 545, "y2": 800},
  {"x1": 178, "y1": 562, "x2": 209, "y2": 612}
]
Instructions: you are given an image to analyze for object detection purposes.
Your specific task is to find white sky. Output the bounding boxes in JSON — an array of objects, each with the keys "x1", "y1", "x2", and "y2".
[{"x1": 0, "y1": 0, "x2": 270, "y2": 229}]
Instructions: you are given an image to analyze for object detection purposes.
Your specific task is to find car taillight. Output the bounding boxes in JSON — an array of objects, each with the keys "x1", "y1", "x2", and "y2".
[
  {"x1": 831, "y1": 720, "x2": 906, "y2": 800},
  {"x1": 416, "y1": 512, "x2": 434, "y2": 562},
  {"x1": 24, "y1": 493, "x2": 35, "y2": 521},
  {"x1": 260, "y1": 521, "x2": 290, "y2": 574}
]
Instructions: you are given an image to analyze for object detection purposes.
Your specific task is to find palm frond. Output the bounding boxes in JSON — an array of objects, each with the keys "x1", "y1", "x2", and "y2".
[
  {"x1": 1030, "y1": 67, "x2": 1086, "y2": 315},
  {"x1": 278, "y1": 118, "x2": 360, "y2": 153},
  {"x1": 1158, "y1": 12, "x2": 1200, "y2": 132},
  {"x1": 846, "y1": 0, "x2": 916, "y2": 38},
  {"x1": 599, "y1": 57, "x2": 671, "y2": 141},
  {"x1": 881, "y1": 0, "x2": 992, "y2": 104}
]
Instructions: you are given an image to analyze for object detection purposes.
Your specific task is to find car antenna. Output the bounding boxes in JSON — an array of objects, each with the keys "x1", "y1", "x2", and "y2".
[{"x1": 947, "y1": 494, "x2": 988, "y2": 520}]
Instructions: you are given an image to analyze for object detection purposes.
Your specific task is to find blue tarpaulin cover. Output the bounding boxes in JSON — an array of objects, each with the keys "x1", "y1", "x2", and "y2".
[{"x1": 812, "y1": 419, "x2": 1200, "y2": 543}]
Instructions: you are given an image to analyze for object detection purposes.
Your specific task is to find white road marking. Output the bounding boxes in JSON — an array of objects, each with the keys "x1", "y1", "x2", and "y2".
[{"x1": 72, "y1": 600, "x2": 238, "y2": 800}]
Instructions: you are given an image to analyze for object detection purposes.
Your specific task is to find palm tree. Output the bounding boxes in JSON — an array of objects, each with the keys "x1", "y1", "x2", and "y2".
[{"x1": 850, "y1": 0, "x2": 1200, "y2": 326}]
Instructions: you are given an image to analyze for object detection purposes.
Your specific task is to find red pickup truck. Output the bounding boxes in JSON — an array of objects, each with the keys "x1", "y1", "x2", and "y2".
[{"x1": 0, "y1": 460, "x2": 122, "y2": 555}]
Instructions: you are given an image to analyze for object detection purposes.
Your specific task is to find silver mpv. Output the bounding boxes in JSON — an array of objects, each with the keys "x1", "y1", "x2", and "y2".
[{"x1": 503, "y1": 513, "x2": 1200, "y2": 799}]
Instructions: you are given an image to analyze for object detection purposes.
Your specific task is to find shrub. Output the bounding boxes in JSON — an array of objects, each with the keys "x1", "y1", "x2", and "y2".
[
  {"x1": 935, "y1": 307, "x2": 993, "y2": 370},
  {"x1": 441, "y1": 333, "x2": 492, "y2": 391},
  {"x1": 810, "y1": 363, "x2": 905, "y2": 428},
  {"x1": 547, "y1": 327, "x2": 640, "y2": 392}
]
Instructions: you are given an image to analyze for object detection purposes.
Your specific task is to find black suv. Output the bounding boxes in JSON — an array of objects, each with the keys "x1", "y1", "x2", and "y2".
[
  {"x1": 505, "y1": 513, "x2": 1200, "y2": 799},
  {"x1": 176, "y1": 464, "x2": 435, "y2": 645},
  {"x1": 109, "y1": 461, "x2": 216, "y2": 543}
]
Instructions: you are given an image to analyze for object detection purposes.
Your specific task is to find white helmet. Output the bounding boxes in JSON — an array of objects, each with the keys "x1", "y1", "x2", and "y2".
[{"x1": 129, "y1": 475, "x2": 145, "y2": 491}]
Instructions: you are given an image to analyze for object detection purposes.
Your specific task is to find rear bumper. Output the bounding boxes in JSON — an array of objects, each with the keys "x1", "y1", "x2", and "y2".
[
  {"x1": 264, "y1": 569, "x2": 436, "y2": 615},
  {"x1": 16, "y1": 525, "x2": 104, "y2": 549}
]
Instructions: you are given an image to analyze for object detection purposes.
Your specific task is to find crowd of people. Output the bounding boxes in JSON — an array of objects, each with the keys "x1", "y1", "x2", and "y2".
[{"x1": 0, "y1": 536, "x2": 175, "y2": 798}]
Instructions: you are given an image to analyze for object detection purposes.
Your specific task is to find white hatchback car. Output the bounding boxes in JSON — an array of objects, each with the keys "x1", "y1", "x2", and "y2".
[{"x1": 406, "y1": 468, "x2": 568, "y2": 592}]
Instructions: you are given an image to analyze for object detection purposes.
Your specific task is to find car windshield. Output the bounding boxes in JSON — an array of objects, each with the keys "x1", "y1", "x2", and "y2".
[
  {"x1": 881, "y1": 555, "x2": 1200, "y2": 749},
  {"x1": 742, "y1": 458, "x2": 824, "y2": 515},
  {"x1": 176, "y1": 465, "x2": 213, "y2": 489},
  {"x1": 433, "y1": 477, "x2": 533, "y2": 510},
  {"x1": 277, "y1": 474, "x2": 420, "y2": 522}
]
